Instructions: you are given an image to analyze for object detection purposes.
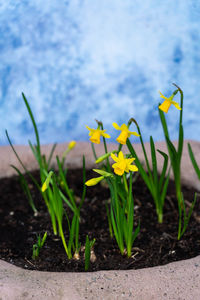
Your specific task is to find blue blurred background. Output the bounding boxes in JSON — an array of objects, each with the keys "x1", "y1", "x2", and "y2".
[{"x1": 1, "y1": 1, "x2": 200, "y2": 145}]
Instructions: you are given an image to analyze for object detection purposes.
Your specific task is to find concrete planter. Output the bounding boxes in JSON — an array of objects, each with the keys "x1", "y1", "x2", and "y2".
[{"x1": 1, "y1": 141, "x2": 200, "y2": 300}]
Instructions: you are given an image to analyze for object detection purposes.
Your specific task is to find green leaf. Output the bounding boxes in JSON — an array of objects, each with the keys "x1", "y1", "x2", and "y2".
[
  {"x1": 110, "y1": 208, "x2": 119, "y2": 245},
  {"x1": 150, "y1": 136, "x2": 158, "y2": 187},
  {"x1": 131, "y1": 222, "x2": 140, "y2": 245},
  {"x1": 47, "y1": 143, "x2": 57, "y2": 168},
  {"x1": 80, "y1": 155, "x2": 86, "y2": 209},
  {"x1": 11, "y1": 165, "x2": 38, "y2": 214},
  {"x1": 22, "y1": 92, "x2": 41, "y2": 159},
  {"x1": 157, "y1": 149, "x2": 169, "y2": 192},
  {"x1": 126, "y1": 139, "x2": 152, "y2": 192},
  {"x1": 181, "y1": 193, "x2": 198, "y2": 237},
  {"x1": 160, "y1": 169, "x2": 170, "y2": 208},
  {"x1": 41, "y1": 232, "x2": 47, "y2": 247},
  {"x1": 188, "y1": 143, "x2": 200, "y2": 180},
  {"x1": 68, "y1": 215, "x2": 77, "y2": 254},
  {"x1": 84, "y1": 236, "x2": 96, "y2": 271},
  {"x1": 158, "y1": 107, "x2": 170, "y2": 140},
  {"x1": 166, "y1": 136, "x2": 177, "y2": 160},
  {"x1": 56, "y1": 156, "x2": 77, "y2": 210},
  {"x1": 177, "y1": 124, "x2": 184, "y2": 161}
]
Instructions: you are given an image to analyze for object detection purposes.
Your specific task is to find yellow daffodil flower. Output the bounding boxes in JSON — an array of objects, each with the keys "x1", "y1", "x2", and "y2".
[
  {"x1": 111, "y1": 151, "x2": 138, "y2": 176},
  {"x1": 112, "y1": 123, "x2": 140, "y2": 145},
  {"x1": 158, "y1": 91, "x2": 181, "y2": 113},
  {"x1": 85, "y1": 176, "x2": 104, "y2": 186},
  {"x1": 68, "y1": 140, "x2": 76, "y2": 150},
  {"x1": 86, "y1": 125, "x2": 110, "y2": 144},
  {"x1": 62, "y1": 141, "x2": 76, "y2": 160}
]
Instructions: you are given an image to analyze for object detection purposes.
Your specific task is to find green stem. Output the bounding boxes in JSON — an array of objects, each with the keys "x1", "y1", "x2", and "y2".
[
  {"x1": 91, "y1": 143, "x2": 98, "y2": 161},
  {"x1": 123, "y1": 173, "x2": 128, "y2": 194}
]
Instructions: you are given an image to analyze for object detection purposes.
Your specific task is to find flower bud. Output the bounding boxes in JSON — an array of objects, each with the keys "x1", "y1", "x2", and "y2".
[{"x1": 85, "y1": 176, "x2": 104, "y2": 186}]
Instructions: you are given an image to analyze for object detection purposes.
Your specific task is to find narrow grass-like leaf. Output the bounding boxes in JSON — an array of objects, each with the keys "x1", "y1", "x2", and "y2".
[
  {"x1": 160, "y1": 169, "x2": 170, "y2": 207},
  {"x1": 188, "y1": 143, "x2": 200, "y2": 180},
  {"x1": 68, "y1": 215, "x2": 77, "y2": 256},
  {"x1": 56, "y1": 156, "x2": 77, "y2": 210},
  {"x1": 181, "y1": 193, "x2": 198, "y2": 238},
  {"x1": 158, "y1": 108, "x2": 170, "y2": 140},
  {"x1": 131, "y1": 222, "x2": 140, "y2": 245},
  {"x1": 6, "y1": 130, "x2": 41, "y2": 191},
  {"x1": 126, "y1": 139, "x2": 152, "y2": 191},
  {"x1": 150, "y1": 136, "x2": 158, "y2": 187},
  {"x1": 41, "y1": 232, "x2": 47, "y2": 247},
  {"x1": 11, "y1": 165, "x2": 37, "y2": 214},
  {"x1": 130, "y1": 118, "x2": 152, "y2": 174},
  {"x1": 84, "y1": 235, "x2": 91, "y2": 271},
  {"x1": 47, "y1": 143, "x2": 57, "y2": 168},
  {"x1": 22, "y1": 93, "x2": 41, "y2": 158},
  {"x1": 177, "y1": 124, "x2": 184, "y2": 161},
  {"x1": 157, "y1": 149, "x2": 169, "y2": 192}
]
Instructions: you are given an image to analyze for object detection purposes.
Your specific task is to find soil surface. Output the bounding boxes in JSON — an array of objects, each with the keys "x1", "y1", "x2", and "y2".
[{"x1": 1, "y1": 169, "x2": 200, "y2": 272}]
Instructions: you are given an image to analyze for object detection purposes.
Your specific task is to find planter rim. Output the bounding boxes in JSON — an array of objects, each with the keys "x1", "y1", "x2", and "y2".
[{"x1": 1, "y1": 140, "x2": 200, "y2": 300}]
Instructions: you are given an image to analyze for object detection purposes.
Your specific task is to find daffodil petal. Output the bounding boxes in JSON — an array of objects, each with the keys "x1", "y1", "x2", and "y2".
[
  {"x1": 102, "y1": 132, "x2": 111, "y2": 138},
  {"x1": 128, "y1": 131, "x2": 140, "y2": 137},
  {"x1": 120, "y1": 124, "x2": 128, "y2": 131},
  {"x1": 112, "y1": 162, "x2": 119, "y2": 168},
  {"x1": 112, "y1": 122, "x2": 121, "y2": 130},
  {"x1": 126, "y1": 158, "x2": 135, "y2": 164},
  {"x1": 111, "y1": 152, "x2": 118, "y2": 162},
  {"x1": 85, "y1": 125, "x2": 92, "y2": 131},
  {"x1": 171, "y1": 101, "x2": 181, "y2": 110},
  {"x1": 129, "y1": 165, "x2": 138, "y2": 172},
  {"x1": 118, "y1": 151, "x2": 124, "y2": 160},
  {"x1": 159, "y1": 91, "x2": 168, "y2": 100}
]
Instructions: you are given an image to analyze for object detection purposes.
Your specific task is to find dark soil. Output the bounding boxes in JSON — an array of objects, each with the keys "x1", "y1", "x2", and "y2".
[{"x1": 0, "y1": 169, "x2": 200, "y2": 272}]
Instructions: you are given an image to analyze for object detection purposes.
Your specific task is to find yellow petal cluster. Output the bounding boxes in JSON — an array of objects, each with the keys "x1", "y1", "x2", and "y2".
[
  {"x1": 112, "y1": 123, "x2": 140, "y2": 145},
  {"x1": 158, "y1": 91, "x2": 181, "y2": 113},
  {"x1": 111, "y1": 151, "x2": 138, "y2": 176},
  {"x1": 86, "y1": 126, "x2": 110, "y2": 144}
]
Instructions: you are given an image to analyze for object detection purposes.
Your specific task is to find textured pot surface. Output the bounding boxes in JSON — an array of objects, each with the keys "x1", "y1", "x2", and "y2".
[{"x1": 1, "y1": 140, "x2": 200, "y2": 300}]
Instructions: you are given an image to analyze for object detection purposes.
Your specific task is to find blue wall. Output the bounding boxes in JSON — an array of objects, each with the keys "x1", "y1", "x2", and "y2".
[{"x1": 1, "y1": 1, "x2": 200, "y2": 145}]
